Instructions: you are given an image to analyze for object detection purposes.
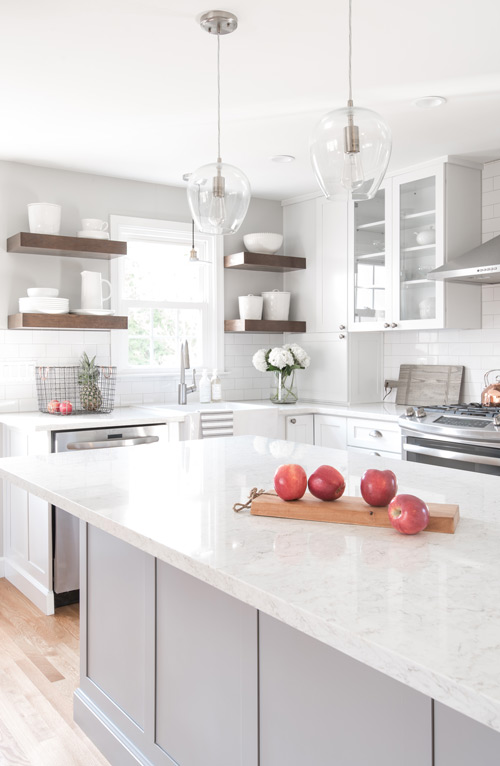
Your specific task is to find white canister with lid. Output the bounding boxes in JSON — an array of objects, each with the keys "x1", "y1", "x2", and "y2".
[
  {"x1": 262, "y1": 289, "x2": 291, "y2": 321},
  {"x1": 238, "y1": 294, "x2": 263, "y2": 320}
]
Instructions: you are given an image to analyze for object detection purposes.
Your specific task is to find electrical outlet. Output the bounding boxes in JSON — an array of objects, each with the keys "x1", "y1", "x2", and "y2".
[{"x1": 384, "y1": 379, "x2": 399, "y2": 389}]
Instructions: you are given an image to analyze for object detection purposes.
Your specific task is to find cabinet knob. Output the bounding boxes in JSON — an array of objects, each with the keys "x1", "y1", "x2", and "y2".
[
  {"x1": 391, "y1": 323, "x2": 398, "y2": 328},
  {"x1": 339, "y1": 324, "x2": 345, "y2": 330},
  {"x1": 371, "y1": 452, "x2": 381, "y2": 457},
  {"x1": 383, "y1": 323, "x2": 390, "y2": 328},
  {"x1": 369, "y1": 429, "x2": 383, "y2": 438},
  {"x1": 290, "y1": 418, "x2": 296, "y2": 424},
  {"x1": 339, "y1": 334, "x2": 345, "y2": 339}
]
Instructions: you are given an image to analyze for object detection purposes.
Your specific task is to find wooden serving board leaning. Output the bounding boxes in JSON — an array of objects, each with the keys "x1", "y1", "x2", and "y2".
[{"x1": 251, "y1": 493, "x2": 459, "y2": 534}]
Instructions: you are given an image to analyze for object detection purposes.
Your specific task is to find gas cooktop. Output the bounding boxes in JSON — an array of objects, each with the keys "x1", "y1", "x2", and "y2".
[{"x1": 399, "y1": 403, "x2": 500, "y2": 442}]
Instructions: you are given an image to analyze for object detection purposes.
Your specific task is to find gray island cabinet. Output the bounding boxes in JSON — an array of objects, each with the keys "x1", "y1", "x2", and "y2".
[{"x1": 1, "y1": 437, "x2": 500, "y2": 764}]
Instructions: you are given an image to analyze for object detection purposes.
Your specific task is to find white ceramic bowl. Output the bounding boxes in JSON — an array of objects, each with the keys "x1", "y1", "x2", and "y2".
[
  {"x1": 243, "y1": 233, "x2": 283, "y2": 255},
  {"x1": 27, "y1": 287, "x2": 59, "y2": 298}
]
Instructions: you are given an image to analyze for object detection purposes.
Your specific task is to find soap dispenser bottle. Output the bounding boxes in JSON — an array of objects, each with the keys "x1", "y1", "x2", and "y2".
[
  {"x1": 199, "y1": 369, "x2": 211, "y2": 403},
  {"x1": 211, "y1": 369, "x2": 222, "y2": 402}
]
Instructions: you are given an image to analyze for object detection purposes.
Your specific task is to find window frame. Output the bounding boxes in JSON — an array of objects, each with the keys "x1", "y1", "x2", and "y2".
[{"x1": 109, "y1": 215, "x2": 223, "y2": 375}]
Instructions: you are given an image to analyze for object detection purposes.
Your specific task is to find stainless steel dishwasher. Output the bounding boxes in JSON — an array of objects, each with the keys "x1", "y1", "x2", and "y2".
[{"x1": 52, "y1": 423, "x2": 167, "y2": 606}]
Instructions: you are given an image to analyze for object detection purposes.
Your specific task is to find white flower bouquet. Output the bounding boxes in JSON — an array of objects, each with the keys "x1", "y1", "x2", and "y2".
[{"x1": 252, "y1": 344, "x2": 310, "y2": 404}]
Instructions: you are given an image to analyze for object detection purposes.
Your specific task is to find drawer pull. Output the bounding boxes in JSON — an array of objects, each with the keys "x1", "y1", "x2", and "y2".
[
  {"x1": 371, "y1": 452, "x2": 381, "y2": 456},
  {"x1": 369, "y1": 429, "x2": 383, "y2": 438},
  {"x1": 290, "y1": 418, "x2": 297, "y2": 424}
]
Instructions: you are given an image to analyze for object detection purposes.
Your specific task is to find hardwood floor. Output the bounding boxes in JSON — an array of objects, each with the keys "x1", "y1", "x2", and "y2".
[{"x1": 0, "y1": 579, "x2": 109, "y2": 766}]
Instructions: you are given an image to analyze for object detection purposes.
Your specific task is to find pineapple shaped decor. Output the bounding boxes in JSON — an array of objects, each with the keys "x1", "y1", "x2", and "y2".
[{"x1": 78, "y1": 352, "x2": 103, "y2": 412}]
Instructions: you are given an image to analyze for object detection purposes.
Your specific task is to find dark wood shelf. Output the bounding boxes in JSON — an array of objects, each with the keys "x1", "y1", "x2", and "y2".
[
  {"x1": 7, "y1": 232, "x2": 127, "y2": 260},
  {"x1": 8, "y1": 313, "x2": 128, "y2": 330},
  {"x1": 224, "y1": 252, "x2": 306, "y2": 272},
  {"x1": 224, "y1": 319, "x2": 306, "y2": 333}
]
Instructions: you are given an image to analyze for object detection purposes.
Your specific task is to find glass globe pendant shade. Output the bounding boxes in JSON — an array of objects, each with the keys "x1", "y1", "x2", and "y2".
[
  {"x1": 187, "y1": 160, "x2": 251, "y2": 235},
  {"x1": 310, "y1": 105, "x2": 392, "y2": 201}
]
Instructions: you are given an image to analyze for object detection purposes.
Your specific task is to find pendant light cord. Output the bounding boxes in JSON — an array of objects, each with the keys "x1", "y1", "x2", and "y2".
[
  {"x1": 217, "y1": 30, "x2": 221, "y2": 162},
  {"x1": 348, "y1": 0, "x2": 353, "y2": 104}
]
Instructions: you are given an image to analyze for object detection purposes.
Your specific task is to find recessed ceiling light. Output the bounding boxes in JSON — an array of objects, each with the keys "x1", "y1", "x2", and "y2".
[
  {"x1": 413, "y1": 96, "x2": 447, "y2": 109},
  {"x1": 270, "y1": 154, "x2": 295, "y2": 163}
]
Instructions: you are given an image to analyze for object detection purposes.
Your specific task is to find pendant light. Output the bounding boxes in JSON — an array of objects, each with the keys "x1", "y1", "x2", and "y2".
[
  {"x1": 310, "y1": 0, "x2": 392, "y2": 201},
  {"x1": 187, "y1": 11, "x2": 251, "y2": 235},
  {"x1": 187, "y1": 219, "x2": 210, "y2": 263}
]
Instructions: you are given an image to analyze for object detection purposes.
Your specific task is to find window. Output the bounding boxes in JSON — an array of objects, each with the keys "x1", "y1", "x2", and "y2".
[{"x1": 110, "y1": 216, "x2": 223, "y2": 373}]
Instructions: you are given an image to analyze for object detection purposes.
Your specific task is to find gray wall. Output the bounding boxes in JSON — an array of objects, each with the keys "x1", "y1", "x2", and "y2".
[{"x1": 0, "y1": 161, "x2": 282, "y2": 322}]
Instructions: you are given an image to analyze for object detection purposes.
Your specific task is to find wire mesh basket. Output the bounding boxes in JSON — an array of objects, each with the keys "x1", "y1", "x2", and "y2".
[{"x1": 35, "y1": 365, "x2": 117, "y2": 415}]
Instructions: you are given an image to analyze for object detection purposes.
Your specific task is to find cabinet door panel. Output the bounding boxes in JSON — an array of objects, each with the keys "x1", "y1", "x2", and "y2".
[
  {"x1": 86, "y1": 526, "x2": 149, "y2": 731},
  {"x1": 286, "y1": 414, "x2": 314, "y2": 444},
  {"x1": 260, "y1": 614, "x2": 432, "y2": 766},
  {"x1": 316, "y1": 197, "x2": 348, "y2": 332},
  {"x1": 314, "y1": 414, "x2": 347, "y2": 449},
  {"x1": 434, "y1": 702, "x2": 500, "y2": 765},
  {"x1": 156, "y1": 562, "x2": 258, "y2": 766}
]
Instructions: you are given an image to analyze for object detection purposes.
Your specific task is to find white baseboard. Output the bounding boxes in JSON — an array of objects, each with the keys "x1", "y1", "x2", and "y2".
[
  {"x1": 4, "y1": 560, "x2": 54, "y2": 614},
  {"x1": 0, "y1": 557, "x2": 4, "y2": 578}
]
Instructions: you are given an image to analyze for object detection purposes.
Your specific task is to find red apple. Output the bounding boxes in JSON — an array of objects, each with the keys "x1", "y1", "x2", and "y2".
[
  {"x1": 59, "y1": 400, "x2": 73, "y2": 415},
  {"x1": 274, "y1": 464, "x2": 307, "y2": 501},
  {"x1": 47, "y1": 399, "x2": 60, "y2": 413},
  {"x1": 360, "y1": 468, "x2": 398, "y2": 507},
  {"x1": 388, "y1": 494, "x2": 430, "y2": 535},
  {"x1": 308, "y1": 465, "x2": 345, "y2": 501}
]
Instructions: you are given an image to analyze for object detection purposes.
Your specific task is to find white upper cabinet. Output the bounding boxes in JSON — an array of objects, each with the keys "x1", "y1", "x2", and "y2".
[{"x1": 348, "y1": 160, "x2": 482, "y2": 332}]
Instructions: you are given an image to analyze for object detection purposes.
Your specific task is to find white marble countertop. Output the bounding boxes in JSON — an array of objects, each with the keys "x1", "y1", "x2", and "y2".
[
  {"x1": 141, "y1": 399, "x2": 405, "y2": 422},
  {"x1": 0, "y1": 400, "x2": 402, "y2": 433},
  {"x1": 0, "y1": 436, "x2": 499, "y2": 733},
  {"x1": 0, "y1": 406, "x2": 185, "y2": 431}
]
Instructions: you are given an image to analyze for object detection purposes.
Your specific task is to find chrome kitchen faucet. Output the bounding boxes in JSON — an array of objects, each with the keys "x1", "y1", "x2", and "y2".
[{"x1": 178, "y1": 340, "x2": 197, "y2": 405}]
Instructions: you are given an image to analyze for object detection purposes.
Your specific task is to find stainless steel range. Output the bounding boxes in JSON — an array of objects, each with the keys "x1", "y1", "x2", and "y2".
[{"x1": 399, "y1": 404, "x2": 500, "y2": 475}]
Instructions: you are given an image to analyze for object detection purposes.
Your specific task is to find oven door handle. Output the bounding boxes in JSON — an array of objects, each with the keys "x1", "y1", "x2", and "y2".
[
  {"x1": 67, "y1": 435, "x2": 159, "y2": 450},
  {"x1": 403, "y1": 442, "x2": 500, "y2": 467}
]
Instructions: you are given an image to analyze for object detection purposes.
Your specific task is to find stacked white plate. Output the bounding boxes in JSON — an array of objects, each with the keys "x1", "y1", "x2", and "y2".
[{"x1": 19, "y1": 296, "x2": 69, "y2": 314}]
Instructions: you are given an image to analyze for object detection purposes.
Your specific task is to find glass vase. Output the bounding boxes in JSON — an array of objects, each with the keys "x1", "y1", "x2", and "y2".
[{"x1": 270, "y1": 370, "x2": 298, "y2": 405}]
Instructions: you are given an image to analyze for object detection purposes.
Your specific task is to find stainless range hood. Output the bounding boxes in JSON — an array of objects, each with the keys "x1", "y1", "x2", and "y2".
[{"x1": 427, "y1": 234, "x2": 500, "y2": 284}]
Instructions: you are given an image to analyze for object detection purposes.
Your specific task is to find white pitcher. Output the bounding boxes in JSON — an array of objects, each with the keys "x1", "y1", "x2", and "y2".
[{"x1": 81, "y1": 271, "x2": 112, "y2": 310}]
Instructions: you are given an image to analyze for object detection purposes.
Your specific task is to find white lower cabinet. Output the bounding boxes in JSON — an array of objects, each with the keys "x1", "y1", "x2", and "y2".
[
  {"x1": 2, "y1": 426, "x2": 53, "y2": 614},
  {"x1": 347, "y1": 417, "x2": 401, "y2": 455},
  {"x1": 313, "y1": 414, "x2": 347, "y2": 449},
  {"x1": 285, "y1": 414, "x2": 314, "y2": 444}
]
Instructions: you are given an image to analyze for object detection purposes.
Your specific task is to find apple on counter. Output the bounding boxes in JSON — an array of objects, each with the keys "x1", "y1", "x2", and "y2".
[
  {"x1": 274, "y1": 464, "x2": 308, "y2": 501},
  {"x1": 47, "y1": 399, "x2": 60, "y2": 413},
  {"x1": 388, "y1": 494, "x2": 430, "y2": 535},
  {"x1": 360, "y1": 469, "x2": 398, "y2": 507},
  {"x1": 59, "y1": 400, "x2": 73, "y2": 415},
  {"x1": 308, "y1": 465, "x2": 345, "y2": 501}
]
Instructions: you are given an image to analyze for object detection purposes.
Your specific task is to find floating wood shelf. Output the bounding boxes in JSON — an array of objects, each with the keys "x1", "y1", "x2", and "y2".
[
  {"x1": 224, "y1": 252, "x2": 306, "y2": 272},
  {"x1": 224, "y1": 319, "x2": 306, "y2": 333},
  {"x1": 8, "y1": 313, "x2": 128, "y2": 330},
  {"x1": 7, "y1": 232, "x2": 127, "y2": 260}
]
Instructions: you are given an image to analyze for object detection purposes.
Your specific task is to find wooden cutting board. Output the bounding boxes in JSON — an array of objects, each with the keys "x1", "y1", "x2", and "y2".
[
  {"x1": 251, "y1": 493, "x2": 459, "y2": 534},
  {"x1": 395, "y1": 364, "x2": 464, "y2": 405}
]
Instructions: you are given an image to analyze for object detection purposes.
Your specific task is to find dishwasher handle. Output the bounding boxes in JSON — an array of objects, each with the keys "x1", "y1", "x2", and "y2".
[{"x1": 67, "y1": 435, "x2": 159, "y2": 450}]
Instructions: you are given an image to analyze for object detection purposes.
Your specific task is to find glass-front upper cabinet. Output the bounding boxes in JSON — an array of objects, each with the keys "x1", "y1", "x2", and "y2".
[
  {"x1": 392, "y1": 165, "x2": 445, "y2": 329},
  {"x1": 348, "y1": 183, "x2": 392, "y2": 331}
]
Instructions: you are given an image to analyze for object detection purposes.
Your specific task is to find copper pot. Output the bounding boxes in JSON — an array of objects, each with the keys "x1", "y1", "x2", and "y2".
[{"x1": 481, "y1": 370, "x2": 500, "y2": 406}]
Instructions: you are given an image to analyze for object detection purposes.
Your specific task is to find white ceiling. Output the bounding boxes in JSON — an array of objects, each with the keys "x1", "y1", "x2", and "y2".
[{"x1": 2, "y1": 0, "x2": 500, "y2": 200}]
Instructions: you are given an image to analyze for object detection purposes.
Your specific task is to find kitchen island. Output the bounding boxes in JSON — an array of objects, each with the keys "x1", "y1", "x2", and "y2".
[{"x1": 0, "y1": 436, "x2": 499, "y2": 765}]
